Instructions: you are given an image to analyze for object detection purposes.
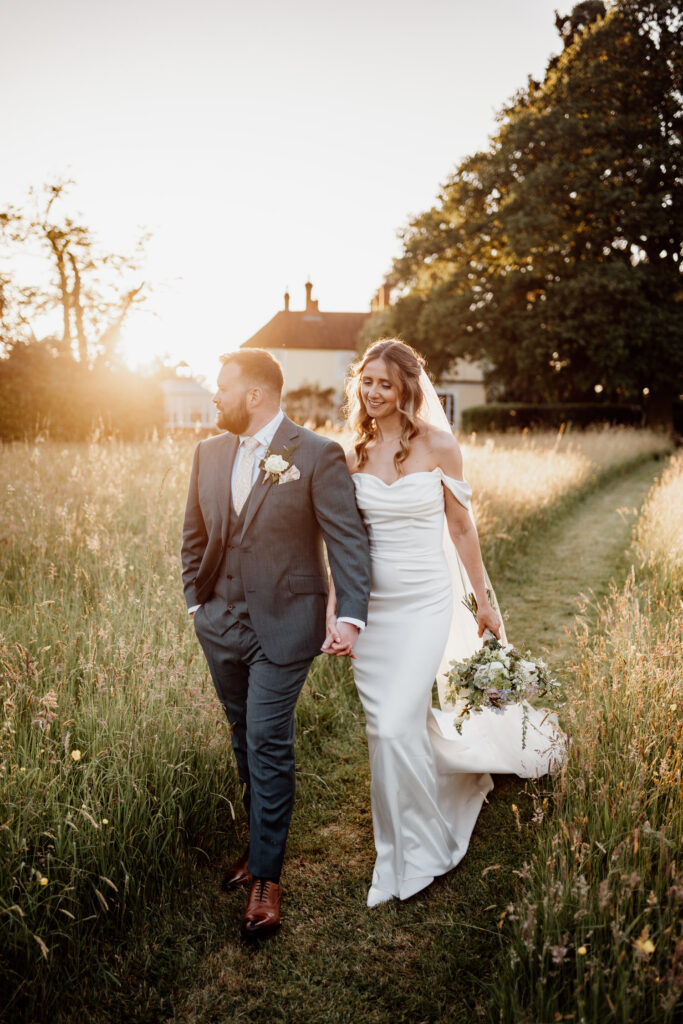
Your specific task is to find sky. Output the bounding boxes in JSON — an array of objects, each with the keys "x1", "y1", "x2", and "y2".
[{"x1": 1, "y1": 0, "x2": 565, "y2": 383}]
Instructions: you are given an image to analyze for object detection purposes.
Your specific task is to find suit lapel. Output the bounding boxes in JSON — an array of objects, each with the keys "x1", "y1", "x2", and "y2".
[
  {"x1": 240, "y1": 416, "x2": 300, "y2": 540},
  {"x1": 220, "y1": 434, "x2": 239, "y2": 547}
]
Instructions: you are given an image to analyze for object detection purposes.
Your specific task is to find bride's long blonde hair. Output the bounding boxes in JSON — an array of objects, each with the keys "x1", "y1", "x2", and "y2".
[{"x1": 345, "y1": 339, "x2": 425, "y2": 474}]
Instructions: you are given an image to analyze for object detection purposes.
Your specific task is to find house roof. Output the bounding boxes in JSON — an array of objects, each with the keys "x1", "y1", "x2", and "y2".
[
  {"x1": 242, "y1": 310, "x2": 370, "y2": 351},
  {"x1": 241, "y1": 283, "x2": 371, "y2": 352}
]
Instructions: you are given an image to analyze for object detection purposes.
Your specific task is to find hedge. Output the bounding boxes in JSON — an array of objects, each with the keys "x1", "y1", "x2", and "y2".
[{"x1": 460, "y1": 403, "x2": 644, "y2": 433}]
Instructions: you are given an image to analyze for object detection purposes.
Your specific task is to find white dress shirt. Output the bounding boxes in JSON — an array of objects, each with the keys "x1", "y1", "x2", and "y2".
[
  {"x1": 189, "y1": 409, "x2": 364, "y2": 633},
  {"x1": 232, "y1": 409, "x2": 285, "y2": 491}
]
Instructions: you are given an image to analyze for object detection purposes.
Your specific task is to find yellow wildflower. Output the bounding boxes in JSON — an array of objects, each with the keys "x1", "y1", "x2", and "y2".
[
  {"x1": 39, "y1": 877, "x2": 48, "y2": 887},
  {"x1": 577, "y1": 946, "x2": 587, "y2": 956},
  {"x1": 102, "y1": 819, "x2": 109, "y2": 825},
  {"x1": 634, "y1": 934, "x2": 656, "y2": 955},
  {"x1": 70, "y1": 749, "x2": 82, "y2": 762}
]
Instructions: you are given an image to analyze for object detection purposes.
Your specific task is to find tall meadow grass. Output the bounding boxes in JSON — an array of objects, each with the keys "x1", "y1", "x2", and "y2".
[
  {"x1": 0, "y1": 431, "x2": 672, "y2": 1017},
  {"x1": 322, "y1": 425, "x2": 671, "y2": 574},
  {"x1": 0, "y1": 439, "x2": 241, "y2": 1012},
  {"x1": 490, "y1": 455, "x2": 683, "y2": 1023}
]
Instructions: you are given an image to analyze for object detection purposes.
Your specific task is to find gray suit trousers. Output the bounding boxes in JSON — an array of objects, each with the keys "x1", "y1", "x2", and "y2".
[{"x1": 193, "y1": 606, "x2": 313, "y2": 880}]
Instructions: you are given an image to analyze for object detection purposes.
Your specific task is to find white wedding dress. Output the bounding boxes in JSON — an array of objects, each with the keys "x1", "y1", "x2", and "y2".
[{"x1": 352, "y1": 467, "x2": 564, "y2": 903}]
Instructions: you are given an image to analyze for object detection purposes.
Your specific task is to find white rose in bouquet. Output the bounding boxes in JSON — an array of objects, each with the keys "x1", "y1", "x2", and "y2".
[{"x1": 519, "y1": 660, "x2": 539, "y2": 684}]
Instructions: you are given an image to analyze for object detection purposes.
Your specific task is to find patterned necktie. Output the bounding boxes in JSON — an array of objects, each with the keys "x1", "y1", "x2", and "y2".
[{"x1": 232, "y1": 436, "x2": 261, "y2": 516}]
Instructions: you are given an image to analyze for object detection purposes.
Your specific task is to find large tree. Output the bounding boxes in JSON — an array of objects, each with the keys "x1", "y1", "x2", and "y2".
[
  {"x1": 376, "y1": 0, "x2": 682, "y2": 425},
  {"x1": 0, "y1": 181, "x2": 148, "y2": 366},
  {"x1": 0, "y1": 182, "x2": 162, "y2": 440}
]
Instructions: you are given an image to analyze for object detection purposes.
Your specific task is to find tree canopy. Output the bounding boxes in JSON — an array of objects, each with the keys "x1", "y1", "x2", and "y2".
[
  {"x1": 0, "y1": 180, "x2": 148, "y2": 366},
  {"x1": 370, "y1": 0, "x2": 682, "y2": 425},
  {"x1": 0, "y1": 182, "x2": 162, "y2": 440}
]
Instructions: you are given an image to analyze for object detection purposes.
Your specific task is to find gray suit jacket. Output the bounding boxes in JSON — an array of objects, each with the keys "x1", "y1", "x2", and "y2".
[{"x1": 181, "y1": 415, "x2": 371, "y2": 665}]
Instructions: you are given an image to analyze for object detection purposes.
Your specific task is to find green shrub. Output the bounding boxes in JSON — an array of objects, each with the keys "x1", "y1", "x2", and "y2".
[
  {"x1": 461, "y1": 402, "x2": 643, "y2": 433},
  {"x1": 0, "y1": 341, "x2": 165, "y2": 441}
]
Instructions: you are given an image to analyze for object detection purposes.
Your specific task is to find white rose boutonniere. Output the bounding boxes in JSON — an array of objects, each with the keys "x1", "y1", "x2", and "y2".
[{"x1": 260, "y1": 445, "x2": 301, "y2": 484}]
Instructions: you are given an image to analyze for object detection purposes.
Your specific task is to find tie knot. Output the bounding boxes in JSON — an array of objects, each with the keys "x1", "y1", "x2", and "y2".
[{"x1": 241, "y1": 436, "x2": 260, "y2": 454}]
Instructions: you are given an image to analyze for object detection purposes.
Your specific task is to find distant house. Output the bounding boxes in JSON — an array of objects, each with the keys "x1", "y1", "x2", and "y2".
[
  {"x1": 241, "y1": 281, "x2": 486, "y2": 428},
  {"x1": 161, "y1": 375, "x2": 214, "y2": 429},
  {"x1": 241, "y1": 282, "x2": 369, "y2": 417},
  {"x1": 431, "y1": 360, "x2": 487, "y2": 429}
]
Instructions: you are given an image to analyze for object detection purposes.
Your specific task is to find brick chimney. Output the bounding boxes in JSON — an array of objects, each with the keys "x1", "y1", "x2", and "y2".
[
  {"x1": 284, "y1": 289, "x2": 290, "y2": 312},
  {"x1": 305, "y1": 280, "x2": 319, "y2": 314},
  {"x1": 371, "y1": 281, "x2": 392, "y2": 311}
]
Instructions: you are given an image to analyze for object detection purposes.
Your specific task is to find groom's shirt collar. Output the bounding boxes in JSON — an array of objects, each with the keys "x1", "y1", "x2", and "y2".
[{"x1": 239, "y1": 408, "x2": 284, "y2": 452}]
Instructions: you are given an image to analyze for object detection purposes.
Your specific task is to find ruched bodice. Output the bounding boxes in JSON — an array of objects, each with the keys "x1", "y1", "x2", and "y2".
[
  {"x1": 350, "y1": 466, "x2": 563, "y2": 904},
  {"x1": 352, "y1": 468, "x2": 471, "y2": 559}
]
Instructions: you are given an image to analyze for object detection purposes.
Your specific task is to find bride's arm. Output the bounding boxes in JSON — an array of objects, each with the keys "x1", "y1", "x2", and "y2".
[
  {"x1": 321, "y1": 446, "x2": 361, "y2": 656},
  {"x1": 435, "y1": 433, "x2": 502, "y2": 638},
  {"x1": 325, "y1": 577, "x2": 338, "y2": 634}
]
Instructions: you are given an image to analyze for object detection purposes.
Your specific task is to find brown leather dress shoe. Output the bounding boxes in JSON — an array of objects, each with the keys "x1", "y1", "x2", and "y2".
[
  {"x1": 221, "y1": 847, "x2": 253, "y2": 892},
  {"x1": 241, "y1": 879, "x2": 282, "y2": 938}
]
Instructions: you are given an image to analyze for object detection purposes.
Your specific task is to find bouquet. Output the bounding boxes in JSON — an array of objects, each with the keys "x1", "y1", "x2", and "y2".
[{"x1": 445, "y1": 594, "x2": 560, "y2": 747}]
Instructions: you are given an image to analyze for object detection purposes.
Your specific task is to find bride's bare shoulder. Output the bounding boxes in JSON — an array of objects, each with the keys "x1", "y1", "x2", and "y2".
[{"x1": 418, "y1": 423, "x2": 463, "y2": 478}]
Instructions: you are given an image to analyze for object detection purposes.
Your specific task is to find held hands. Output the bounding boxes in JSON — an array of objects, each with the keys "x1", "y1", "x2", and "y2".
[
  {"x1": 321, "y1": 618, "x2": 359, "y2": 658},
  {"x1": 476, "y1": 601, "x2": 502, "y2": 640}
]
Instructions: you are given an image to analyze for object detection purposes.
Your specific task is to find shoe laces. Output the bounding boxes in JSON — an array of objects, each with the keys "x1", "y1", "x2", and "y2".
[{"x1": 254, "y1": 879, "x2": 272, "y2": 903}]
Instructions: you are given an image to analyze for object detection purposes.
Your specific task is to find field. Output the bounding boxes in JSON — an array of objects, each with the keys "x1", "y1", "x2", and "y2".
[
  {"x1": 0, "y1": 428, "x2": 680, "y2": 1023},
  {"x1": 491, "y1": 454, "x2": 683, "y2": 1022}
]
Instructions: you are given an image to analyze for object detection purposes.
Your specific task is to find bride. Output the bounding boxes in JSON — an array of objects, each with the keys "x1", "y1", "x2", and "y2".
[{"x1": 323, "y1": 339, "x2": 563, "y2": 908}]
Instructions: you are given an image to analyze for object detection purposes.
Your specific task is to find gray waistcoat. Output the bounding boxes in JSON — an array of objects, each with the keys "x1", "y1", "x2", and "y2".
[{"x1": 205, "y1": 503, "x2": 251, "y2": 630}]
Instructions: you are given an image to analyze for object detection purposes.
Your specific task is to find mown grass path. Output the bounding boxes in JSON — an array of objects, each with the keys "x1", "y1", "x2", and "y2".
[
  {"x1": 102, "y1": 456, "x2": 665, "y2": 1024},
  {"x1": 499, "y1": 456, "x2": 664, "y2": 667}
]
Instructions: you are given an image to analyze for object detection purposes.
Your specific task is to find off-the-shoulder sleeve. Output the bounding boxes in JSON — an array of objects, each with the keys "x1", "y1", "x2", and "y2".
[{"x1": 438, "y1": 470, "x2": 472, "y2": 510}]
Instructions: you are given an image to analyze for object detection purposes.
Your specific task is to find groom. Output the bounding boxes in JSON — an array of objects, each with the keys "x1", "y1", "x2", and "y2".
[{"x1": 181, "y1": 348, "x2": 370, "y2": 938}]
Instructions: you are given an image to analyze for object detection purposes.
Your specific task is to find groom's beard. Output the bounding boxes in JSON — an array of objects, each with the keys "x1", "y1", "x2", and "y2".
[{"x1": 216, "y1": 395, "x2": 250, "y2": 434}]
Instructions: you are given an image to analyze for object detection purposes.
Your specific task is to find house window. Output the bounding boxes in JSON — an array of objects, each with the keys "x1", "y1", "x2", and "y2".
[{"x1": 438, "y1": 392, "x2": 457, "y2": 427}]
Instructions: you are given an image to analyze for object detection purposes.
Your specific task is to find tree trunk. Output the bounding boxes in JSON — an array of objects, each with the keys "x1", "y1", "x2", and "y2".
[
  {"x1": 68, "y1": 254, "x2": 88, "y2": 364},
  {"x1": 96, "y1": 284, "x2": 144, "y2": 361},
  {"x1": 46, "y1": 231, "x2": 72, "y2": 356}
]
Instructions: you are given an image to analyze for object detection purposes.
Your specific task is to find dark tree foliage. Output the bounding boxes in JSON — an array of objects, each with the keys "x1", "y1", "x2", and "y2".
[{"x1": 374, "y1": 0, "x2": 683, "y2": 426}]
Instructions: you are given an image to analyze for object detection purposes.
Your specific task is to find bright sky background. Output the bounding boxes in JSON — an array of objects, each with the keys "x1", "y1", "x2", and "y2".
[{"x1": 2, "y1": 0, "x2": 565, "y2": 384}]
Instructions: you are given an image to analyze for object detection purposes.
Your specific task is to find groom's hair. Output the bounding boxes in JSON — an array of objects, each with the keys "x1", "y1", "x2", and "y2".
[{"x1": 220, "y1": 349, "x2": 284, "y2": 397}]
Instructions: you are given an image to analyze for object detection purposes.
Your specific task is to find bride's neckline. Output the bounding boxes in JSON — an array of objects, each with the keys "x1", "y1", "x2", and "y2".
[{"x1": 352, "y1": 468, "x2": 441, "y2": 488}]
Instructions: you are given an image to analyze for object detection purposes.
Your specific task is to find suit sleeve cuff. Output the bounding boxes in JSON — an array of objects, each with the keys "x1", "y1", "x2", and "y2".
[{"x1": 337, "y1": 616, "x2": 365, "y2": 631}]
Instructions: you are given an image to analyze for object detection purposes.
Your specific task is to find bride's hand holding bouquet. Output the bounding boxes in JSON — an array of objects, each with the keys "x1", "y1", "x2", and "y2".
[{"x1": 446, "y1": 593, "x2": 561, "y2": 747}]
